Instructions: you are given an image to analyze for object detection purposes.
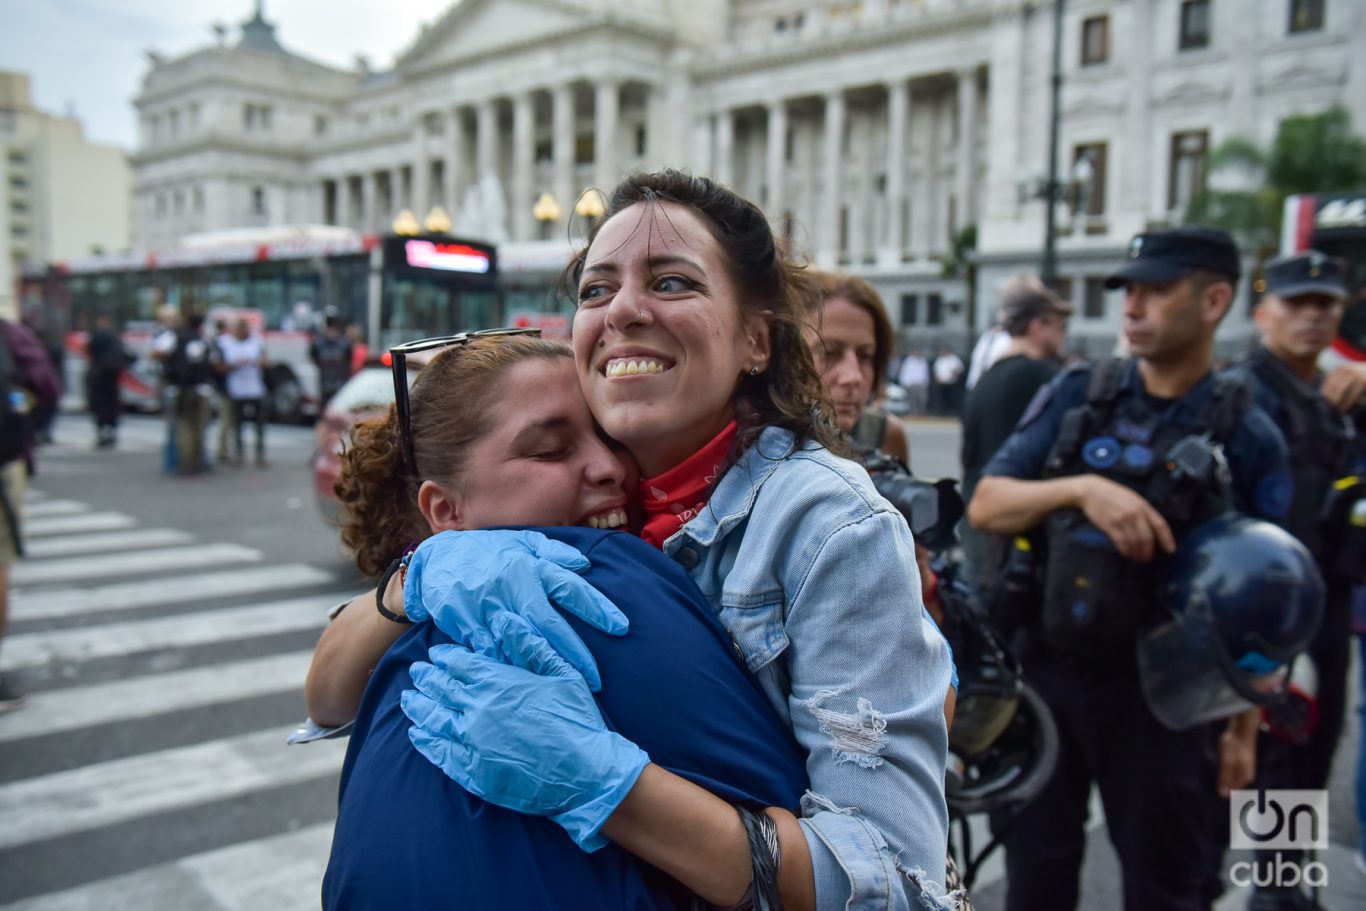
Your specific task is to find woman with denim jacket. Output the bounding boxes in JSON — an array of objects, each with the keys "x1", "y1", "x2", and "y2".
[{"x1": 310, "y1": 171, "x2": 955, "y2": 909}]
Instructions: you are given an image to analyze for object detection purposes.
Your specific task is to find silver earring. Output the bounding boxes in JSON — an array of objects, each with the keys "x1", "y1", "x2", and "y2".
[{"x1": 750, "y1": 365, "x2": 760, "y2": 376}]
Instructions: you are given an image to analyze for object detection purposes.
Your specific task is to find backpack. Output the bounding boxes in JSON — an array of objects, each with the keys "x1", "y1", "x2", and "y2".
[
  {"x1": 0, "y1": 329, "x2": 32, "y2": 465},
  {"x1": 164, "y1": 330, "x2": 216, "y2": 389}
]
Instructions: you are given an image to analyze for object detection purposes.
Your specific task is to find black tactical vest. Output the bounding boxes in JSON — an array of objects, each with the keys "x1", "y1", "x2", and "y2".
[
  {"x1": 1245, "y1": 346, "x2": 1354, "y2": 557},
  {"x1": 1036, "y1": 358, "x2": 1248, "y2": 651}
]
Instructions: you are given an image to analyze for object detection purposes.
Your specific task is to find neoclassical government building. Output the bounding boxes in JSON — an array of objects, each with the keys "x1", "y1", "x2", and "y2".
[{"x1": 133, "y1": 0, "x2": 1366, "y2": 352}]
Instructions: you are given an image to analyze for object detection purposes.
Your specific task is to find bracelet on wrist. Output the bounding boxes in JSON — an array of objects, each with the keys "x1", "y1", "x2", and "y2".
[
  {"x1": 718, "y1": 806, "x2": 782, "y2": 911},
  {"x1": 375, "y1": 553, "x2": 415, "y2": 625}
]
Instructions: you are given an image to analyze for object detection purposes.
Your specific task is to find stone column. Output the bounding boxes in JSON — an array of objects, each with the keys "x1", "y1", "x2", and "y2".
[
  {"x1": 446, "y1": 107, "x2": 465, "y2": 217},
  {"x1": 412, "y1": 118, "x2": 430, "y2": 218},
  {"x1": 389, "y1": 167, "x2": 404, "y2": 219},
  {"x1": 910, "y1": 90, "x2": 931, "y2": 259},
  {"x1": 362, "y1": 172, "x2": 378, "y2": 232},
  {"x1": 691, "y1": 113, "x2": 713, "y2": 176},
  {"x1": 714, "y1": 108, "x2": 734, "y2": 187},
  {"x1": 476, "y1": 98, "x2": 498, "y2": 183},
  {"x1": 765, "y1": 98, "x2": 787, "y2": 224},
  {"x1": 553, "y1": 83, "x2": 575, "y2": 220},
  {"x1": 512, "y1": 91, "x2": 535, "y2": 241},
  {"x1": 594, "y1": 79, "x2": 620, "y2": 192},
  {"x1": 337, "y1": 176, "x2": 354, "y2": 228},
  {"x1": 955, "y1": 67, "x2": 978, "y2": 237},
  {"x1": 882, "y1": 79, "x2": 908, "y2": 263},
  {"x1": 820, "y1": 89, "x2": 845, "y2": 265}
]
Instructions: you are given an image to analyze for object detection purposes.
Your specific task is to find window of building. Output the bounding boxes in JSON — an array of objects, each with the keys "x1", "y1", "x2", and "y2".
[
  {"x1": 9, "y1": 175, "x2": 26, "y2": 190},
  {"x1": 155, "y1": 193, "x2": 167, "y2": 215},
  {"x1": 173, "y1": 190, "x2": 184, "y2": 213},
  {"x1": 635, "y1": 125, "x2": 647, "y2": 156},
  {"x1": 252, "y1": 186, "x2": 266, "y2": 215},
  {"x1": 575, "y1": 134, "x2": 594, "y2": 164},
  {"x1": 188, "y1": 103, "x2": 199, "y2": 129},
  {"x1": 10, "y1": 200, "x2": 27, "y2": 214},
  {"x1": 260, "y1": 106, "x2": 272, "y2": 130},
  {"x1": 1179, "y1": 0, "x2": 1211, "y2": 50},
  {"x1": 168, "y1": 110, "x2": 180, "y2": 136},
  {"x1": 1168, "y1": 130, "x2": 1209, "y2": 210},
  {"x1": 7, "y1": 150, "x2": 25, "y2": 166},
  {"x1": 775, "y1": 17, "x2": 787, "y2": 32},
  {"x1": 11, "y1": 224, "x2": 26, "y2": 238},
  {"x1": 194, "y1": 187, "x2": 204, "y2": 212},
  {"x1": 1081, "y1": 15, "x2": 1109, "y2": 66},
  {"x1": 315, "y1": 115, "x2": 328, "y2": 136},
  {"x1": 1083, "y1": 278, "x2": 1107, "y2": 319},
  {"x1": 1288, "y1": 0, "x2": 1324, "y2": 33},
  {"x1": 900, "y1": 293, "x2": 919, "y2": 326},
  {"x1": 1055, "y1": 278, "x2": 1075, "y2": 308},
  {"x1": 926, "y1": 293, "x2": 944, "y2": 326},
  {"x1": 794, "y1": 12, "x2": 805, "y2": 29},
  {"x1": 1071, "y1": 142, "x2": 1108, "y2": 217}
]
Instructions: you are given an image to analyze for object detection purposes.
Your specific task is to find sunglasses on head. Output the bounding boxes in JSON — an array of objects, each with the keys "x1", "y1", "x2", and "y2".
[{"x1": 389, "y1": 327, "x2": 542, "y2": 477}]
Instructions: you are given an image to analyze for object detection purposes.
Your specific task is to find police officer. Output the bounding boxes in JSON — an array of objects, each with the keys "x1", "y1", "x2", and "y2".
[
  {"x1": 967, "y1": 226, "x2": 1292, "y2": 911},
  {"x1": 1241, "y1": 251, "x2": 1365, "y2": 910}
]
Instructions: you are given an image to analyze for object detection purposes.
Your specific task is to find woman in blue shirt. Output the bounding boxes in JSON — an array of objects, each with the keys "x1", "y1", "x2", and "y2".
[{"x1": 321, "y1": 334, "x2": 809, "y2": 908}]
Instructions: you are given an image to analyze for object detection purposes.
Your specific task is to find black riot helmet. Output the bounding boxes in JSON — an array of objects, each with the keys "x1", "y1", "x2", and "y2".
[
  {"x1": 1138, "y1": 514, "x2": 1324, "y2": 731},
  {"x1": 947, "y1": 680, "x2": 1060, "y2": 817}
]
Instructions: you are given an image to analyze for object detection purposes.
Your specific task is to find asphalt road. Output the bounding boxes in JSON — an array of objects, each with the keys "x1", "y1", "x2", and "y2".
[{"x1": 0, "y1": 413, "x2": 1359, "y2": 909}]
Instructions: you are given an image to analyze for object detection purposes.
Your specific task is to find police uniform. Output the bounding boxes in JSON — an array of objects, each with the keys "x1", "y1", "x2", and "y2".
[
  {"x1": 980, "y1": 228, "x2": 1292, "y2": 911},
  {"x1": 1237, "y1": 253, "x2": 1366, "y2": 909}
]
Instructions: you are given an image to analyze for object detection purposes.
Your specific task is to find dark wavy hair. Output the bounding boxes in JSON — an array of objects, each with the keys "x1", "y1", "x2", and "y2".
[
  {"x1": 560, "y1": 169, "x2": 844, "y2": 457},
  {"x1": 333, "y1": 335, "x2": 573, "y2": 578}
]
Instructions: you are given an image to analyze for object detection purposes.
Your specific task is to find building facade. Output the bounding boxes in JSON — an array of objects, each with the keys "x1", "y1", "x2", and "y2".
[
  {"x1": 132, "y1": 0, "x2": 1366, "y2": 353},
  {"x1": 1, "y1": 72, "x2": 132, "y2": 320}
]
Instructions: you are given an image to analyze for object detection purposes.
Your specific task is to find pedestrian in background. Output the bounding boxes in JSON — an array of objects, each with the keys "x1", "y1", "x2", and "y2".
[
  {"x1": 897, "y1": 346, "x2": 930, "y2": 414},
  {"x1": 149, "y1": 305, "x2": 181, "y2": 473},
  {"x1": 84, "y1": 313, "x2": 128, "y2": 449},
  {"x1": 310, "y1": 314, "x2": 353, "y2": 410},
  {"x1": 167, "y1": 312, "x2": 216, "y2": 476},
  {"x1": 959, "y1": 275, "x2": 1070, "y2": 592},
  {"x1": 0, "y1": 316, "x2": 61, "y2": 713},
  {"x1": 211, "y1": 318, "x2": 237, "y2": 465},
  {"x1": 219, "y1": 319, "x2": 269, "y2": 468},
  {"x1": 932, "y1": 344, "x2": 965, "y2": 415},
  {"x1": 346, "y1": 323, "x2": 368, "y2": 375}
]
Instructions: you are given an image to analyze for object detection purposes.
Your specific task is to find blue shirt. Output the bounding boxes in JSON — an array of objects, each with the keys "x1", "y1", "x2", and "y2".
[
  {"x1": 322, "y1": 528, "x2": 808, "y2": 910},
  {"x1": 667, "y1": 428, "x2": 954, "y2": 911},
  {"x1": 983, "y1": 360, "x2": 1292, "y2": 522}
]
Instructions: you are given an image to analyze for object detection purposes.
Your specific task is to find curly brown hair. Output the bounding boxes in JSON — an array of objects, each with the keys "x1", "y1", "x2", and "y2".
[
  {"x1": 333, "y1": 335, "x2": 573, "y2": 578},
  {"x1": 560, "y1": 169, "x2": 845, "y2": 458}
]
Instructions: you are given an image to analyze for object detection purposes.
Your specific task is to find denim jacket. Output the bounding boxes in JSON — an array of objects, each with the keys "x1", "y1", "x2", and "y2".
[{"x1": 666, "y1": 428, "x2": 953, "y2": 910}]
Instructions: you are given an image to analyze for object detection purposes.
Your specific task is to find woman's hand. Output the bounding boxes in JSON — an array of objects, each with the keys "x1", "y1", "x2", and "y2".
[
  {"x1": 403, "y1": 641, "x2": 650, "y2": 851},
  {"x1": 404, "y1": 529, "x2": 629, "y2": 691}
]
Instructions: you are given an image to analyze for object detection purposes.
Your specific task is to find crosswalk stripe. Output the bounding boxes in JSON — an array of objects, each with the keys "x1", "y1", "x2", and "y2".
[
  {"x1": 23, "y1": 528, "x2": 196, "y2": 559},
  {"x1": 0, "y1": 822, "x2": 335, "y2": 911},
  {"x1": 3, "y1": 593, "x2": 352, "y2": 670},
  {"x1": 0, "y1": 729, "x2": 346, "y2": 851},
  {"x1": 0, "y1": 651, "x2": 314, "y2": 744},
  {"x1": 10, "y1": 564, "x2": 341, "y2": 621},
  {"x1": 12, "y1": 543, "x2": 262, "y2": 587},
  {"x1": 23, "y1": 512, "x2": 136, "y2": 537},
  {"x1": 20, "y1": 500, "x2": 88, "y2": 518}
]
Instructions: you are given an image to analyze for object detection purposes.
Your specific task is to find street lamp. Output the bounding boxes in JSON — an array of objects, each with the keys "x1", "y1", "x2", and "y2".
[
  {"x1": 423, "y1": 206, "x2": 452, "y2": 234},
  {"x1": 574, "y1": 188, "x2": 607, "y2": 222},
  {"x1": 533, "y1": 192, "x2": 561, "y2": 239},
  {"x1": 391, "y1": 209, "x2": 421, "y2": 236}
]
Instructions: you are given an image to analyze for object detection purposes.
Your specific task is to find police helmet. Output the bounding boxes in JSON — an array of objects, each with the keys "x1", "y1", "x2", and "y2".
[
  {"x1": 1138, "y1": 514, "x2": 1324, "y2": 731},
  {"x1": 947, "y1": 680, "x2": 1059, "y2": 817}
]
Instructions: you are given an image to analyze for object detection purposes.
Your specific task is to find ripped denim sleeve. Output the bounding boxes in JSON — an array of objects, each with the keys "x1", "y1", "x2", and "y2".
[{"x1": 781, "y1": 511, "x2": 958, "y2": 910}]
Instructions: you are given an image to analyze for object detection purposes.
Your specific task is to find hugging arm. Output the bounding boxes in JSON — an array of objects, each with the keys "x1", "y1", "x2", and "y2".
[{"x1": 304, "y1": 581, "x2": 405, "y2": 728}]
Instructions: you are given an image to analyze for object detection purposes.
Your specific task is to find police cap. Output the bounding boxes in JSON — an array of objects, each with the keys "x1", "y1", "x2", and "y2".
[
  {"x1": 1262, "y1": 250, "x2": 1348, "y2": 301},
  {"x1": 1104, "y1": 226, "x2": 1241, "y2": 290}
]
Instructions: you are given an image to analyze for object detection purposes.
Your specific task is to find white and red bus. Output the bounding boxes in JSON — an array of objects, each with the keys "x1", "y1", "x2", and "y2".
[
  {"x1": 19, "y1": 226, "x2": 502, "y2": 421},
  {"x1": 1282, "y1": 193, "x2": 1366, "y2": 364}
]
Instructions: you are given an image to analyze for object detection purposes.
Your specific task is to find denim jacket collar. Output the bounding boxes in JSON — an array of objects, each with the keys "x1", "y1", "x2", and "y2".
[{"x1": 664, "y1": 426, "x2": 799, "y2": 552}]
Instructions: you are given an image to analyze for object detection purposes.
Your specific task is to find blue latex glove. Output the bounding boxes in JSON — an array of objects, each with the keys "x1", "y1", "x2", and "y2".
[
  {"x1": 403, "y1": 529, "x2": 628, "y2": 691},
  {"x1": 403, "y1": 640, "x2": 650, "y2": 851}
]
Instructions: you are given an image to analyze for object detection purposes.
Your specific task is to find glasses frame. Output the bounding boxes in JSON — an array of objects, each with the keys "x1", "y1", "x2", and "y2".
[{"x1": 389, "y1": 327, "x2": 543, "y2": 477}]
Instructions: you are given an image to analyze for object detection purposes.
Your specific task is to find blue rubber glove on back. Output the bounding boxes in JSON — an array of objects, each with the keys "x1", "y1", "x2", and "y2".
[
  {"x1": 403, "y1": 641, "x2": 651, "y2": 851},
  {"x1": 403, "y1": 529, "x2": 628, "y2": 691}
]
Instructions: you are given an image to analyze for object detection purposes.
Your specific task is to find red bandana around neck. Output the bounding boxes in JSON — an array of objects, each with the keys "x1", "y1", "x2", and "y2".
[{"x1": 638, "y1": 420, "x2": 738, "y2": 550}]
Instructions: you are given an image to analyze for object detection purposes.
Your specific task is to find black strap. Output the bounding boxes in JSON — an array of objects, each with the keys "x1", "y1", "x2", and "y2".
[
  {"x1": 1044, "y1": 358, "x2": 1127, "y2": 476},
  {"x1": 375, "y1": 557, "x2": 414, "y2": 625}
]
